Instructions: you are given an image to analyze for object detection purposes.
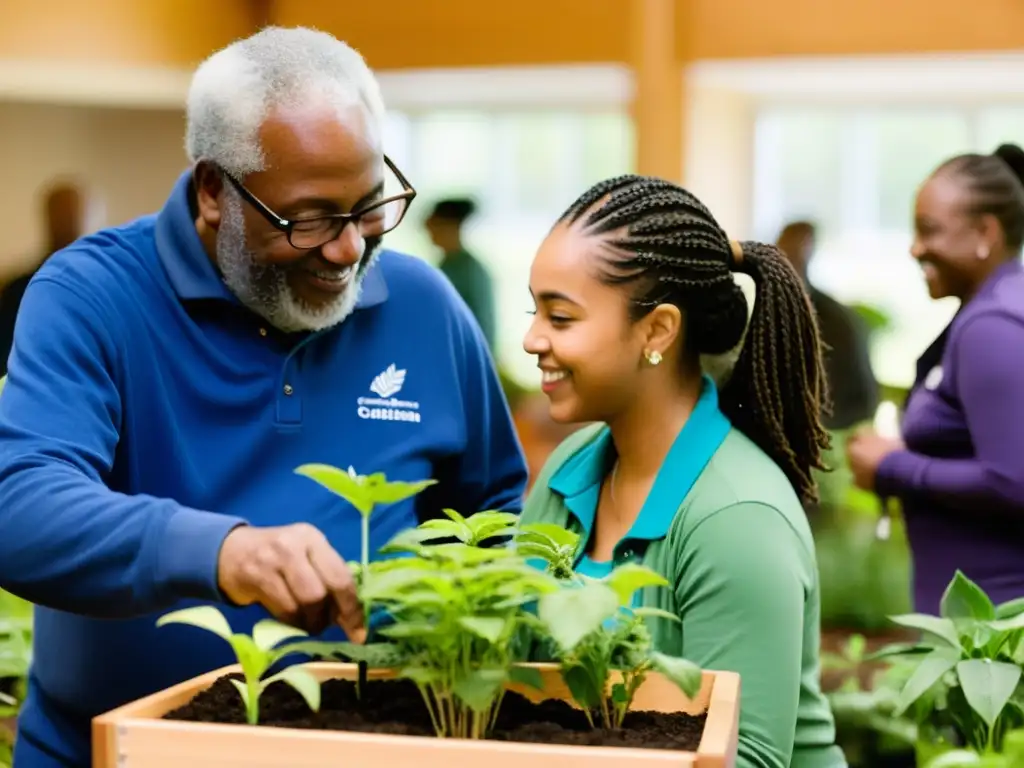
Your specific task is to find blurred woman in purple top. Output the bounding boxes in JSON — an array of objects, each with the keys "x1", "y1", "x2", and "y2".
[{"x1": 846, "y1": 143, "x2": 1024, "y2": 614}]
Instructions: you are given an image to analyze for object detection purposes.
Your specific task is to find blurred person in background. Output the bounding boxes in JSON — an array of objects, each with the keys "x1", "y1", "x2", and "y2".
[
  {"x1": 776, "y1": 221, "x2": 879, "y2": 431},
  {"x1": 425, "y1": 197, "x2": 497, "y2": 353},
  {"x1": 520, "y1": 176, "x2": 845, "y2": 767},
  {"x1": 0, "y1": 27, "x2": 525, "y2": 768},
  {"x1": 0, "y1": 181, "x2": 93, "y2": 377},
  {"x1": 847, "y1": 144, "x2": 1024, "y2": 614}
]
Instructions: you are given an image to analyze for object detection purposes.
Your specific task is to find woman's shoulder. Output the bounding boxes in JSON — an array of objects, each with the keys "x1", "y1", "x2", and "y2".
[{"x1": 668, "y1": 429, "x2": 816, "y2": 554}]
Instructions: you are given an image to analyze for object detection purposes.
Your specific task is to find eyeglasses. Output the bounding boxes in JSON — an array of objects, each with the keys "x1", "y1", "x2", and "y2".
[{"x1": 221, "y1": 155, "x2": 417, "y2": 250}]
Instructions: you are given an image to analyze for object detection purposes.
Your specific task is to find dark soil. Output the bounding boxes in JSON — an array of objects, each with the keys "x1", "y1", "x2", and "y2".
[{"x1": 164, "y1": 674, "x2": 706, "y2": 751}]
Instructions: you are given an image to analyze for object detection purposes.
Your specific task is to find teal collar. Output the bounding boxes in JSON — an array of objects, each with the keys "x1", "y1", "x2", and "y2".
[{"x1": 548, "y1": 374, "x2": 731, "y2": 555}]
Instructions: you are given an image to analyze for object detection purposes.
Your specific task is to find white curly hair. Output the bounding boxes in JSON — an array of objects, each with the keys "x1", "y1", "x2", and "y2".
[{"x1": 184, "y1": 26, "x2": 386, "y2": 177}]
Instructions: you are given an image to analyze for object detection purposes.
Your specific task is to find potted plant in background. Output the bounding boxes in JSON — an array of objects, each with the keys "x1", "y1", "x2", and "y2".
[
  {"x1": 872, "y1": 571, "x2": 1024, "y2": 766},
  {"x1": 92, "y1": 464, "x2": 741, "y2": 767}
]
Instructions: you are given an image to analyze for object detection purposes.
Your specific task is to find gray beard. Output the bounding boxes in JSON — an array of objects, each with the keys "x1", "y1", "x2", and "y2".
[{"x1": 216, "y1": 193, "x2": 370, "y2": 333}]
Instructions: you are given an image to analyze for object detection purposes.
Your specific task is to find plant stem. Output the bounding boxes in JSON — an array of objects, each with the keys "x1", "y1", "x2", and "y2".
[{"x1": 246, "y1": 680, "x2": 260, "y2": 725}]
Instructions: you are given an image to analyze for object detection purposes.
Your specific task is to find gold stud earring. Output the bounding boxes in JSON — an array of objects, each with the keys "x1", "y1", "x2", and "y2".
[
  {"x1": 978, "y1": 244, "x2": 991, "y2": 260},
  {"x1": 645, "y1": 349, "x2": 663, "y2": 366}
]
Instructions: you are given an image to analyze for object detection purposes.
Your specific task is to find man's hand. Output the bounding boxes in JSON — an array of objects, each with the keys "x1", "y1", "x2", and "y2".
[{"x1": 217, "y1": 523, "x2": 365, "y2": 642}]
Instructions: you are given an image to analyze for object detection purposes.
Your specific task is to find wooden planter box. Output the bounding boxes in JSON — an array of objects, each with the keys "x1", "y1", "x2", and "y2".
[{"x1": 93, "y1": 662, "x2": 740, "y2": 768}]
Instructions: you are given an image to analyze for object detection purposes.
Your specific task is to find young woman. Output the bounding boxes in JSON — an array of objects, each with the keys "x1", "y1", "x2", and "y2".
[
  {"x1": 847, "y1": 144, "x2": 1024, "y2": 614},
  {"x1": 519, "y1": 176, "x2": 845, "y2": 768}
]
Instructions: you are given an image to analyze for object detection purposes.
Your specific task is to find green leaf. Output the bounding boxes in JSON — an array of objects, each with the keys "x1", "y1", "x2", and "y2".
[
  {"x1": 228, "y1": 679, "x2": 251, "y2": 707},
  {"x1": 894, "y1": 648, "x2": 960, "y2": 716},
  {"x1": 956, "y1": 659, "x2": 1022, "y2": 728},
  {"x1": 508, "y1": 665, "x2": 544, "y2": 691},
  {"x1": 458, "y1": 616, "x2": 507, "y2": 644},
  {"x1": 602, "y1": 563, "x2": 669, "y2": 606},
  {"x1": 294, "y1": 464, "x2": 374, "y2": 515},
  {"x1": 649, "y1": 652, "x2": 703, "y2": 699},
  {"x1": 995, "y1": 597, "x2": 1024, "y2": 620},
  {"x1": 516, "y1": 523, "x2": 580, "y2": 550},
  {"x1": 941, "y1": 571, "x2": 996, "y2": 621},
  {"x1": 611, "y1": 682, "x2": 629, "y2": 704},
  {"x1": 325, "y1": 642, "x2": 408, "y2": 667},
  {"x1": 987, "y1": 612, "x2": 1024, "y2": 633},
  {"x1": 368, "y1": 478, "x2": 439, "y2": 505},
  {"x1": 228, "y1": 634, "x2": 268, "y2": 683},
  {"x1": 262, "y1": 665, "x2": 322, "y2": 713},
  {"x1": 378, "y1": 622, "x2": 444, "y2": 640},
  {"x1": 156, "y1": 606, "x2": 233, "y2": 641},
  {"x1": 562, "y1": 663, "x2": 604, "y2": 710},
  {"x1": 400, "y1": 666, "x2": 442, "y2": 686},
  {"x1": 865, "y1": 642, "x2": 934, "y2": 661},
  {"x1": 632, "y1": 607, "x2": 681, "y2": 624},
  {"x1": 453, "y1": 668, "x2": 506, "y2": 712},
  {"x1": 925, "y1": 751, "x2": 984, "y2": 768},
  {"x1": 252, "y1": 619, "x2": 308, "y2": 652},
  {"x1": 889, "y1": 614, "x2": 962, "y2": 650},
  {"x1": 539, "y1": 582, "x2": 619, "y2": 651}
]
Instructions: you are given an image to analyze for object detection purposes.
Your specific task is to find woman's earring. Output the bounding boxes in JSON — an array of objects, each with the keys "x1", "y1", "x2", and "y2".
[
  {"x1": 977, "y1": 244, "x2": 990, "y2": 260},
  {"x1": 645, "y1": 349, "x2": 663, "y2": 366}
]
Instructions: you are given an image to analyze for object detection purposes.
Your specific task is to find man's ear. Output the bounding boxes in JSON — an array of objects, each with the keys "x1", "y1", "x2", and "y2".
[{"x1": 193, "y1": 161, "x2": 225, "y2": 229}]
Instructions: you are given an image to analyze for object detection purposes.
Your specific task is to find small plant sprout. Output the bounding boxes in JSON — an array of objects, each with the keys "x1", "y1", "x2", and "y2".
[
  {"x1": 383, "y1": 508, "x2": 519, "y2": 549},
  {"x1": 538, "y1": 563, "x2": 702, "y2": 729},
  {"x1": 293, "y1": 464, "x2": 437, "y2": 695},
  {"x1": 156, "y1": 606, "x2": 321, "y2": 725},
  {"x1": 511, "y1": 522, "x2": 581, "y2": 580}
]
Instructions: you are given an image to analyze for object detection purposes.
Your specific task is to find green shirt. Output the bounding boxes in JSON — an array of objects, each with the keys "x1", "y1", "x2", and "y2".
[
  {"x1": 520, "y1": 377, "x2": 845, "y2": 768},
  {"x1": 438, "y1": 249, "x2": 496, "y2": 353}
]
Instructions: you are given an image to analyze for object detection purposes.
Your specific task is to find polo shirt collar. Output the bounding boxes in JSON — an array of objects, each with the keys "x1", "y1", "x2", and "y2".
[
  {"x1": 154, "y1": 169, "x2": 388, "y2": 309},
  {"x1": 548, "y1": 373, "x2": 732, "y2": 543}
]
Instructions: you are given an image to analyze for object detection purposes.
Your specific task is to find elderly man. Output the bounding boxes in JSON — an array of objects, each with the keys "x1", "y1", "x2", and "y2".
[{"x1": 0, "y1": 27, "x2": 527, "y2": 768}]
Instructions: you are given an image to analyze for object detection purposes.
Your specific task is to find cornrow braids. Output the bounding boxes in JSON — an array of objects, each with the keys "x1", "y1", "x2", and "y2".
[
  {"x1": 559, "y1": 175, "x2": 832, "y2": 503},
  {"x1": 936, "y1": 143, "x2": 1024, "y2": 252}
]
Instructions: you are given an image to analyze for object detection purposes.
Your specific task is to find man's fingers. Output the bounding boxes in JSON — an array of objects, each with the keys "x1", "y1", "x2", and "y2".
[
  {"x1": 259, "y1": 572, "x2": 301, "y2": 626},
  {"x1": 307, "y1": 540, "x2": 365, "y2": 642}
]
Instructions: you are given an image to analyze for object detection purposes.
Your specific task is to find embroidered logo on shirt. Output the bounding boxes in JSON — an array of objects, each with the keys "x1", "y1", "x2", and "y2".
[
  {"x1": 357, "y1": 364, "x2": 421, "y2": 423},
  {"x1": 924, "y1": 365, "x2": 944, "y2": 391},
  {"x1": 370, "y1": 363, "x2": 406, "y2": 398}
]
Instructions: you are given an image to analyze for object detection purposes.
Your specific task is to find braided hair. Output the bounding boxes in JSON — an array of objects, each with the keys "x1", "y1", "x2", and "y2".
[
  {"x1": 936, "y1": 143, "x2": 1024, "y2": 252},
  {"x1": 559, "y1": 175, "x2": 831, "y2": 504}
]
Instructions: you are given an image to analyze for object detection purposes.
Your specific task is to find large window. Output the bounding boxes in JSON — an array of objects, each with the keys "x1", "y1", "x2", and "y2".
[
  {"x1": 382, "y1": 109, "x2": 635, "y2": 386},
  {"x1": 753, "y1": 104, "x2": 1024, "y2": 388}
]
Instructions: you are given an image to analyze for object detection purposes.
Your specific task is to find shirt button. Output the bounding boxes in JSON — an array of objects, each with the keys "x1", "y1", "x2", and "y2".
[
  {"x1": 259, "y1": 327, "x2": 268, "y2": 337},
  {"x1": 283, "y1": 384, "x2": 294, "y2": 396}
]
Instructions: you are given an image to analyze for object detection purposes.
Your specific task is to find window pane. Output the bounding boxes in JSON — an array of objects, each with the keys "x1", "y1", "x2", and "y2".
[
  {"x1": 755, "y1": 108, "x2": 844, "y2": 236},
  {"x1": 977, "y1": 106, "x2": 1024, "y2": 152},
  {"x1": 873, "y1": 110, "x2": 972, "y2": 230}
]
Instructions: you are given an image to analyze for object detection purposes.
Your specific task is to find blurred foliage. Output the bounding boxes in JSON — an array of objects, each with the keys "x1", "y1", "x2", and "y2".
[
  {"x1": 0, "y1": 588, "x2": 31, "y2": 768},
  {"x1": 813, "y1": 424, "x2": 913, "y2": 632}
]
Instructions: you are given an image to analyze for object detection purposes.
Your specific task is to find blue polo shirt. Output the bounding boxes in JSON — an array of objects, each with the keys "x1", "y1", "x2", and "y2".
[{"x1": 0, "y1": 171, "x2": 527, "y2": 767}]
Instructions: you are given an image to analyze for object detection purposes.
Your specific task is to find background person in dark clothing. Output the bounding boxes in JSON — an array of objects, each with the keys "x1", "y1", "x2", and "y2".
[
  {"x1": 0, "y1": 181, "x2": 90, "y2": 377},
  {"x1": 776, "y1": 221, "x2": 880, "y2": 430},
  {"x1": 425, "y1": 198, "x2": 498, "y2": 354}
]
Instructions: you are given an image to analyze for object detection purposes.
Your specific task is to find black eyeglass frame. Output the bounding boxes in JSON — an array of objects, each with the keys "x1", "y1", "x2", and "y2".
[{"x1": 220, "y1": 154, "x2": 417, "y2": 249}]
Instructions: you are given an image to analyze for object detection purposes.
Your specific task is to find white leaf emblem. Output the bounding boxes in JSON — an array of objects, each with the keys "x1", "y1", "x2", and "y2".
[{"x1": 369, "y1": 364, "x2": 406, "y2": 399}]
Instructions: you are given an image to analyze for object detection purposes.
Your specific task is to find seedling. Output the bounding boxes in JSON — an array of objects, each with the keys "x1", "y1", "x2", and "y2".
[
  {"x1": 538, "y1": 563, "x2": 702, "y2": 729},
  {"x1": 511, "y1": 522, "x2": 581, "y2": 580},
  {"x1": 320, "y1": 517, "x2": 562, "y2": 739},
  {"x1": 156, "y1": 606, "x2": 321, "y2": 725},
  {"x1": 294, "y1": 465, "x2": 437, "y2": 693}
]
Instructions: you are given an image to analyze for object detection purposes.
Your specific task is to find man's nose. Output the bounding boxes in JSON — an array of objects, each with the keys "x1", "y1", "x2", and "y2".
[{"x1": 320, "y1": 222, "x2": 364, "y2": 267}]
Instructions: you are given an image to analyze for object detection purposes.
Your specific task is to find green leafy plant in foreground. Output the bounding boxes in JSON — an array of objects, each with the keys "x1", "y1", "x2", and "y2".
[
  {"x1": 872, "y1": 570, "x2": 1024, "y2": 755},
  {"x1": 538, "y1": 563, "x2": 702, "y2": 729},
  {"x1": 156, "y1": 606, "x2": 321, "y2": 725},
  {"x1": 330, "y1": 526, "x2": 562, "y2": 739}
]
